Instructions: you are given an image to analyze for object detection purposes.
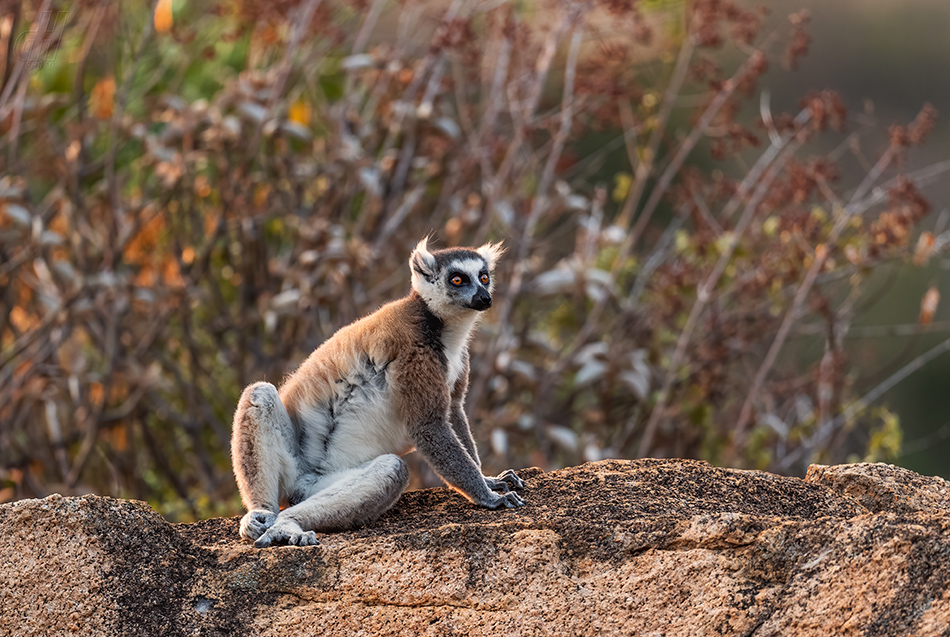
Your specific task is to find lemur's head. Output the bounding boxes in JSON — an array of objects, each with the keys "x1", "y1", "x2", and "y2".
[{"x1": 409, "y1": 237, "x2": 504, "y2": 318}]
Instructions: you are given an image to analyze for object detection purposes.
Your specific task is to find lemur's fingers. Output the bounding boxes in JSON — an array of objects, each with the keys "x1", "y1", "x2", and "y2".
[
  {"x1": 484, "y1": 476, "x2": 511, "y2": 493},
  {"x1": 502, "y1": 491, "x2": 525, "y2": 507},
  {"x1": 254, "y1": 527, "x2": 282, "y2": 548},
  {"x1": 495, "y1": 469, "x2": 525, "y2": 490},
  {"x1": 288, "y1": 531, "x2": 319, "y2": 546},
  {"x1": 489, "y1": 490, "x2": 525, "y2": 509}
]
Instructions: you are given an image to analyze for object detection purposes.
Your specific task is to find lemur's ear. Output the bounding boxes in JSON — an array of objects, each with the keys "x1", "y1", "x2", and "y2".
[
  {"x1": 410, "y1": 237, "x2": 437, "y2": 280},
  {"x1": 476, "y1": 241, "x2": 505, "y2": 270}
]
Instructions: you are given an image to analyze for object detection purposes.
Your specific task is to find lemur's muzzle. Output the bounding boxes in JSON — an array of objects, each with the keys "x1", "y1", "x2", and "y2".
[{"x1": 470, "y1": 289, "x2": 492, "y2": 311}]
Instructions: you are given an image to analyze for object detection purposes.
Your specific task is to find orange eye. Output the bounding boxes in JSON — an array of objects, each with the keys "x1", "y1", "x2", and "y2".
[
  {"x1": 451, "y1": 276, "x2": 463, "y2": 286},
  {"x1": 480, "y1": 274, "x2": 489, "y2": 285}
]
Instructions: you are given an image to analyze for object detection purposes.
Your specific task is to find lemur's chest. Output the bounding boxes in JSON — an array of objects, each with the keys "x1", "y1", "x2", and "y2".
[{"x1": 441, "y1": 321, "x2": 474, "y2": 388}]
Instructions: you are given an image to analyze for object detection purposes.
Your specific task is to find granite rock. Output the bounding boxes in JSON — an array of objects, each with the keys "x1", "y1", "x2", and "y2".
[{"x1": 2, "y1": 459, "x2": 949, "y2": 636}]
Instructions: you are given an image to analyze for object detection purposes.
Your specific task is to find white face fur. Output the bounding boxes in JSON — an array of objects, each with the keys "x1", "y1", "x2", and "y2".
[{"x1": 409, "y1": 238, "x2": 503, "y2": 319}]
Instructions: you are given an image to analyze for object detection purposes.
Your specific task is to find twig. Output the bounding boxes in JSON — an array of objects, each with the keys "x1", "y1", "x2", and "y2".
[
  {"x1": 374, "y1": 186, "x2": 424, "y2": 252},
  {"x1": 900, "y1": 420, "x2": 950, "y2": 457},
  {"x1": 628, "y1": 204, "x2": 689, "y2": 307},
  {"x1": 351, "y1": 0, "x2": 387, "y2": 56},
  {"x1": 499, "y1": 16, "x2": 583, "y2": 302},
  {"x1": 241, "y1": 0, "x2": 324, "y2": 172},
  {"x1": 793, "y1": 320, "x2": 950, "y2": 339},
  {"x1": 0, "y1": 0, "x2": 51, "y2": 119},
  {"x1": 102, "y1": 0, "x2": 160, "y2": 268},
  {"x1": 66, "y1": 297, "x2": 120, "y2": 488},
  {"x1": 68, "y1": 3, "x2": 107, "y2": 215},
  {"x1": 3, "y1": 0, "x2": 53, "y2": 166},
  {"x1": 1, "y1": 2, "x2": 22, "y2": 95}
]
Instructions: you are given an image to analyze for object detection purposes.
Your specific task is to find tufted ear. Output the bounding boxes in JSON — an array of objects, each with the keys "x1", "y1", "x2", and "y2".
[
  {"x1": 409, "y1": 236, "x2": 437, "y2": 280},
  {"x1": 476, "y1": 241, "x2": 505, "y2": 270}
]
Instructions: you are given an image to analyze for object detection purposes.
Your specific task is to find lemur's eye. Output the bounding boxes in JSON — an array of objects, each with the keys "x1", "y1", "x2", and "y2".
[
  {"x1": 451, "y1": 275, "x2": 463, "y2": 286},
  {"x1": 479, "y1": 273, "x2": 490, "y2": 285}
]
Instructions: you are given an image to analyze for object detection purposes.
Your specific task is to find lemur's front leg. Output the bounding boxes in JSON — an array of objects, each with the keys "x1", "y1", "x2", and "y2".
[
  {"x1": 415, "y1": 417, "x2": 524, "y2": 509},
  {"x1": 448, "y1": 404, "x2": 524, "y2": 494},
  {"x1": 407, "y1": 376, "x2": 523, "y2": 508},
  {"x1": 448, "y1": 351, "x2": 525, "y2": 495}
]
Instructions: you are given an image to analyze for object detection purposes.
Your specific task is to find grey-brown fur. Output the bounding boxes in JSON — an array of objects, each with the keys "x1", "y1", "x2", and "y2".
[{"x1": 230, "y1": 238, "x2": 523, "y2": 547}]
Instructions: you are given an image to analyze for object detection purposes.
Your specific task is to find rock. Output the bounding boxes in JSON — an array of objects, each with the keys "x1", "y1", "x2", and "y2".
[
  {"x1": 1, "y1": 458, "x2": 949, "y2": 636},
  {"x1": 805, "y1": 461, "x2": 950, "y2": 514}
]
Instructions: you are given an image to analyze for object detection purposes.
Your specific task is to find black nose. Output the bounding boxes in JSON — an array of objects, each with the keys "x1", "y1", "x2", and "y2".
[{"x1": 470, "y1": 290, "x2": 492, "y2": 311}]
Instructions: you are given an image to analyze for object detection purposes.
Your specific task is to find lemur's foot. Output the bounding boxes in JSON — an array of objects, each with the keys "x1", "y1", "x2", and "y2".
[
  {"x1": 254, "y1": 521, "x2": 319, "y2": 548},
  {"x1": 240, "y1": 509, "x2": 277, "y2": 541}
]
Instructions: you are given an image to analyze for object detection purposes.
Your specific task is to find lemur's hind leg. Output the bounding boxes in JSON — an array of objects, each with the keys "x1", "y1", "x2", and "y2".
[
  {"x1": 231, "y1": 382, "x2": 298, "y2": 542},
  {"x1": 254, "y1": 454, "x2": 409, "y2": 548}
]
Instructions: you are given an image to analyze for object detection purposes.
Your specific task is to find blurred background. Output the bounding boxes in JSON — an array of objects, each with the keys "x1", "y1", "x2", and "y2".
[{"x1": 1, "y1": 0, "x2": 948, "y2": 521}]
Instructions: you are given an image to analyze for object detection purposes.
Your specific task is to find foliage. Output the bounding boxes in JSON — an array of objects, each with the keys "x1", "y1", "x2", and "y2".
[{"x1": 0, "y1": 0, "x2": 945, "y2": 519}]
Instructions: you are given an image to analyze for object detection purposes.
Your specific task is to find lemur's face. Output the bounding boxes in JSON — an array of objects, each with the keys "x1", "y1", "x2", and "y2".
[
  {"x1": 440, "y1": 251, "x2": 493, "y2": 311},
  {"x1": 410, "y1": 239, "x2": 504, "y2": 318}
]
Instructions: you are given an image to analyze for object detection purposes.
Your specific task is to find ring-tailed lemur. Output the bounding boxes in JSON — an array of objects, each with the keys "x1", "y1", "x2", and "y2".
[{"x1": 231, "y1": 238, "x2": 525, "y2": 547}]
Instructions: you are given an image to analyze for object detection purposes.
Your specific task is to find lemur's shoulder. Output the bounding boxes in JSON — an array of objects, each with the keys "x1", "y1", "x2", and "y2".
[{"x1": 337, "y1": 291, "x2": 444, "y2": 358}]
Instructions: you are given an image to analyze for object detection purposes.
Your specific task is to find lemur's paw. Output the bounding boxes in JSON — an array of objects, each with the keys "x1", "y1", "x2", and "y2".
[
  {"x1": 240, "y1": 509, "x2": 277, "y2": 541},
  {"x1": 255, "y1": 523, "x2": 319, "y2": 548}
]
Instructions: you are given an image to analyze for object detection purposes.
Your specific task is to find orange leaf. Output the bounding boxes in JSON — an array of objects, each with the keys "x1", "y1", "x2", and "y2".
[
  {"x1": 288, "y1": 99, "x2": 312, "y2": 126},
  {"x1": 89, "y1": 76, "x2": 115, "y2": 120},
  {"x1": 10, "y1": 306, "x2": 35, "y2": 332},
  {"x1": 89, "y1": 382, "x2": 105, "y2": 407},
  {"x1": 111, "y1": 425, "x2": 128, "y2": 452},
  {"x1": 254, "y1": 184, "x2": 270, "y2": 209},
  {"x1": 155, "y1": 0, "x2": 174, "y2": 34},
  {"x1": 162, "y1": 256, "x2": 185, "y2": 288}
]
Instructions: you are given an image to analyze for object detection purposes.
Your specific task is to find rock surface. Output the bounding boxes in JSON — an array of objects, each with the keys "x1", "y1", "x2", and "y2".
[{"x1": 2, "y1": 459, "x2": 950, "y2": 636}]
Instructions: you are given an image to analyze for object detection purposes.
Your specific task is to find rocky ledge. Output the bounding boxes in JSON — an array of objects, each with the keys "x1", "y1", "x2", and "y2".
[{"x1": 2, "y1": 459, "x2": 950, "y2": 636}]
